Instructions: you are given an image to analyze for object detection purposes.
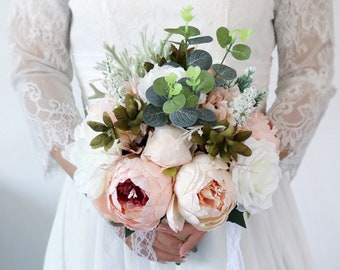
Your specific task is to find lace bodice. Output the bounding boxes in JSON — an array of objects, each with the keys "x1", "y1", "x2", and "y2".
[{"x1": 9, "y1": 0, "x2": 335, "y2": 179}]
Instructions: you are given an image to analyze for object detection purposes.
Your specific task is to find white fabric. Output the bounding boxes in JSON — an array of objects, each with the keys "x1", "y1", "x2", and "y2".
[{"x1": 9, "y1": 0, "x2": 335, "y2": 269}]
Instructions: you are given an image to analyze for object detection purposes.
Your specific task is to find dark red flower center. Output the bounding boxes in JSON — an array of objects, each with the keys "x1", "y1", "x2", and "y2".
[{"x1": 116, "y1": 179, "x2": 149, "y2": 209}]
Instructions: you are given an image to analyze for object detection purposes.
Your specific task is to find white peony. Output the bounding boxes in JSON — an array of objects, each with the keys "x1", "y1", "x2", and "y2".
[
  {"x1": 141, "y1": 125, "x2": 193, "y2": 168},
  {"x1": 63, "y1": 119, "x2": 121, "y2": 199},
  {"x1": 232, "y1": 137, "x2": 281, "y2": 214},
  {"x1": 167, "y1": 154, "x2": 237, "y2": 232},
  {"x1": 137, "y1": 65, "x2": 186, "y2": 101}
]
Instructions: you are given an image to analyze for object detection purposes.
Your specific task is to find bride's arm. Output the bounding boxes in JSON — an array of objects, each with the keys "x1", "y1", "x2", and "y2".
[
  {"x1": 267, "y1": 0, "x2": 335, "y2": 177},
  {"x1": 9, "y1": 0, "x2": 81, "y2": 177}
]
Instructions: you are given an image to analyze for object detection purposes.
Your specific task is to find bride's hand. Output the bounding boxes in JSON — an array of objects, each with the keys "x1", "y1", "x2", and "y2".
[{"x1": 153, "y1": 223, "x2": 206, "y2": 263}]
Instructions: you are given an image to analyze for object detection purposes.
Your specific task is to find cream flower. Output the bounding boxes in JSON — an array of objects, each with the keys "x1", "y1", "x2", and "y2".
[
  {"x1": 63, "y1": 119, "x2": 121, "y2": 199},
  {"x1": 232, "y1": 137, "x2": 281, "y2": 214},
  {"x1": 141, "y1": 125, "x2": 193, "y2": 168},
  {"x1": 137, "y1": 64, "x2": 186, "y2": 101},
  {"x1": 92, "y1": 157, "x2": 173, "y2": 231},
  {"x1": 167, "y1": 154, "x2": 236, "y2": 232}
]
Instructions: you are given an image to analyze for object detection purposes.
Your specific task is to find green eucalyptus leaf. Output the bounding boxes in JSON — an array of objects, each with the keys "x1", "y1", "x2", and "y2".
[
  {"x1": 197, "y1": 108, "x2": 217, "y2": 124},
  {"x1": 196, "y1": 70, "x2": 215, "y2": 93},
  {"x1": 169, "y1": 107, "x2": 198, "y2": 127},
  {"x1": 87, "y1": 121, "x2": 108, "y2": 132},
  {"x1": 216, "y1": 27, "x2": 232, "y2": 48},
  {"x1": 185, "y1": 93, "x2": 199, "y2": 107},
  {"x1": 142, "y1": 104, "x2": 168, "y2": 127},
  {"x1": 163, "y1": 94, "x2": 186, "y2": 114},
  {"x1": 212, "y1": 64, "x2": 237, "y2": 81},
  {"x1": 145, "y1": 86, "x2": 167, "y2": 107},
  {"x1": 231, "y1": 44, "x2": 251, "y2": 60},
  {"x1": 188, "y1": 36, "x2": 213, "y2": 45},
  {"x1": 187, "y1": 50, "x2": 213, "y2": 70},
  {"x1": 153, "y1": 77, "x2": 169, "y2": 96}
]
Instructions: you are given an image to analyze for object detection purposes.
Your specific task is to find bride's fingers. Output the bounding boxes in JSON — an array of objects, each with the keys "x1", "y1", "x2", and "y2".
[
  {"x1": 153, "y1": 246, "x2": 183, "y2": 263},
  {"x1": 153, "y1": 231, "x2": 183, "y2": 256}
]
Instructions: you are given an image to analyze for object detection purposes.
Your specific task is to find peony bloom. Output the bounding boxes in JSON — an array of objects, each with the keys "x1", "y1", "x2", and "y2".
[
  {"x1": 93, "y1": 157, "x2": 173, "y2": 231},
  {"x1": 201, "y1": 87, "x2": 239, "y2": 123},
  {"x1": 241, "y1": 111, "x2": 280, "y2": 153},
  {"x1": 141, "y1": 125, "x2": 193, "y2": 168},
  {"x1": 167, "y1": 154, "x2": 236, "y2": 232},
  {"x1": 137, "y1": 64, "x2": 186, "y2": 101},
  {"x1": 63, "y1": 119, "x2": 121, "y2": 199},
  {"x1": 232, "y1": 137, "x2": 281, "y2": 214}
]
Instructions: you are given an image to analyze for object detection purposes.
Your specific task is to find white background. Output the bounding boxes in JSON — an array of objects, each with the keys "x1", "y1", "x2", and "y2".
[{"x1": 1, "y1": 1, "x2": 339, "y2": 269}]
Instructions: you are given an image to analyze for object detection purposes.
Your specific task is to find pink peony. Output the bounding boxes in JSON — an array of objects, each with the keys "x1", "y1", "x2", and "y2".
[
  {"x1": 201, "y1": 87, "x2": 239, "y2": 123},
  {"x1": 93, "y1": 157, "x2": 173, "y2": 231},
  {"x1": 241, "y1": 111, "x2": 280, "y2": 153},
  {"x1": 167, "y1": 154, "x2": 236, "y2": 232}
]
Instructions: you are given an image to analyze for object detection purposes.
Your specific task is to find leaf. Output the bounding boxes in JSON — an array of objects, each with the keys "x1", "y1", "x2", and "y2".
[
  {"x1": 145, "y1": 86, "x2": 167, "y2": 107},
  {"x1": 164, "y1": 26, "x2": 200, "y2": 38},
  {"x1": 233, "y1": 131, "x2": 252, "y2": 142},
  {"x1": 142, "y1": 104, "x2": 168, "y2": 127},
  {"x1": 90, "y1": 133, "x2": 111, "y2": 149},
  {"x1": 188, "y1": 36, "x2": 213, "y2": 45},
  {"x1": 227, "y1": 208, "x2": 246, "y2": 228},
  {"x1": 185, "y1": 93, "x2": 199, "y2": 107},
  {"x1": 162, "y1": 167, "x2": 177, "y2": 177},
  {"x1": 196, "y1": 70, "x2": 215, "y2": 93},
  {"x1": 153, "y1": 77, "x2": 169, "y2": 96},
  {"x1": 231, "y1": 44, "x2": 251, "y2": 60},
  {"x1": 212, "y1": 64, "x2": 237, "y2": 81},
  {"x1": 114, "y1": 107, "x2": 128, "y2": 121},
  {"x1": 125, "y1": 227, "x2": 135, "y2": 238},
  {"x1": 87, "y1": 121, "x2": 108, "y2": 132},
  {"x1": 169, "y1": 107, "x2": 198, "y2": 127},
  {"x1": 163, "y1": 94, "x2": 186, "y2": 114},
  {"x1": 216, "y1": 27, "x2": 232, "y2": 48},
  {"x1": 187, "y1": 50, "x2": 212, "y2": 70},
  {"x1": 88, "y1": 83, "x2": 105, "y2": 100},
  {"x1": 196, "y1": 108, "x2": 217, "y2": 124},
  {"x1": 102, "y1": 112, "x2": 114, "y2": 128}
]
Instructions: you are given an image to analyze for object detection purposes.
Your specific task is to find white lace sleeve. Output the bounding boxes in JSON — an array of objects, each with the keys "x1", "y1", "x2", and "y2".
[
  {"x1": 267, "y1": 0, "x2": 336, "y2": 178},
  {"x1": 9, "y1": 0, "x2": 82, "y2": 174}
]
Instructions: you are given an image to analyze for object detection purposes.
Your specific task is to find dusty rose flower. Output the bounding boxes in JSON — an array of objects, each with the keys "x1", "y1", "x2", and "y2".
[
  {"x1": 92, "y1": 157, "x2": 173, "y2": 231},
  {"x1": 201, "y1": 87, "x2": 239, "y2": 123},
  {"x1": 241, "y1": 111, "x2": 280, "y2": 153},
  {"x1": 167, "y1": 154, "x2": 236, "y2": 232},
  {"x1": 141, "y1": 125, "x2": 193, "y2": 168}
]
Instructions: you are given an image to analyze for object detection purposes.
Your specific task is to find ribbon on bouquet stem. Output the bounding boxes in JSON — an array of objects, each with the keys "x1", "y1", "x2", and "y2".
[{"x1": 226, "y1": 222, "x2": 245, "y2": 270}]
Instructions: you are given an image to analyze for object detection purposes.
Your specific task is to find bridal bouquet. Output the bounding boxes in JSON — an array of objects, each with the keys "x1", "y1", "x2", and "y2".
[{"x1": 64, "y1": 6, "x2": 281, "y2": 235}]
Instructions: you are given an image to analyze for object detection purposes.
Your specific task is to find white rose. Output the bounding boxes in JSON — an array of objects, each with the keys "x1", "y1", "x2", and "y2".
[
  {"x1": 232, "y1": 137, "x2": 281, "y2": 214},
  {"x1": 141, "y1": 125, "x2": 193, "y2": 168},
  {"x1": 137, "y1": 65, "x2": 186, "y2": 101},
  {"x1": 167, "y1": 154, "x2": 237, "y2": 232},
  {"x1": 63, "y1": 119, "x2": 121, "y2": 199}
]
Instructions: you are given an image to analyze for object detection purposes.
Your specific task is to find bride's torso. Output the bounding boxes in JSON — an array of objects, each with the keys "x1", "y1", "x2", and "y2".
[{"x1": 69, "y1": 0, "x2": 276, "y2": 103}]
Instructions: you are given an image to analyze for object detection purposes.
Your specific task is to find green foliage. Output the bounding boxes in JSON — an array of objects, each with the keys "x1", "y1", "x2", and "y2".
[
  {"x1": 227, "y1": 208, "x2": 247, "y2": 228},
  {"x1": 113, "y1": 94, "x2": 146, "y2": 136},
  {"x1": 190, "y1": 121, "x2": 252, "y2": 162},
  {"x1": 88, "y1": 112, "x2": 118, "y2": 151}
]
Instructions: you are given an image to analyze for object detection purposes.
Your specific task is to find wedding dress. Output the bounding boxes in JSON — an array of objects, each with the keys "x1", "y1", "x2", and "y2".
[{"x1": 9, "y1": 0, "x2": 335, "y2": 269}]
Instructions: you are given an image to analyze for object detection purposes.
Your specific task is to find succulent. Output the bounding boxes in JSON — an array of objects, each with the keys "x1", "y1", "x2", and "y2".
[
  {"x1": 113, "y1": 94, "x2": 146, "y2": 136},
  {"x1": 191, "y1": 119, "x2": 252, "y2": 162}
]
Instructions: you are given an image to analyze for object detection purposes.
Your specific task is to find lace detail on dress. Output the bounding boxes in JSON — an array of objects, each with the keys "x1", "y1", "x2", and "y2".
[
  {"x1": 10, "y1": 0, "x2": 82, "y2": 174},
  {"x1": 130, "y1": 230, "x2": 157, "y2": 262},
  {"x1": 268, "y1": 0, "x2": 335, "y2": 177},
  {"x1": 9, "y1": 0, "x2": 71, "y2": 70},
  {"x1": 21, "y1": 82, "x2": 81, "y2": 173}
]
